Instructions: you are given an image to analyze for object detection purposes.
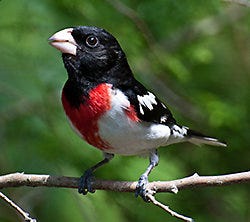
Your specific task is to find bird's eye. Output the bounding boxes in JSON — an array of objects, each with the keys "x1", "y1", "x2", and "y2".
[{"x1": 86, "y1": 35, "x2": 99, "y2": 47}]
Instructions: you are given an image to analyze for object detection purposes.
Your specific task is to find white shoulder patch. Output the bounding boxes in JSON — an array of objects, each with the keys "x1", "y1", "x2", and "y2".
[{"x1": 137, "y1": 92, "x2": 157, "y2": 115}]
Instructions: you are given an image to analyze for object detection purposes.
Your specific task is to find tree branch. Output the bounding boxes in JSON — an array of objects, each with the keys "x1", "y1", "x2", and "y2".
[
  {"x1": 1, "y1": 171, "x2": 249, "y2": 222},
  {"x1": 0, "y1": 171, "x2": 249, "y2": 192}
]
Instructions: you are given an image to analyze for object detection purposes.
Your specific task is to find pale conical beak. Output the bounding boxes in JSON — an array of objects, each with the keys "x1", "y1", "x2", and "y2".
[{"x1": 49, "y1": 28, "x2": 77, "y2": 55}]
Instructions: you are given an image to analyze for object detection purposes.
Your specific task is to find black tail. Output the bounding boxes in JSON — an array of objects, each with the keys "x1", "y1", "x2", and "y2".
[{"x1": 186, "y1": 129, "x2": 227, "y2": 147}]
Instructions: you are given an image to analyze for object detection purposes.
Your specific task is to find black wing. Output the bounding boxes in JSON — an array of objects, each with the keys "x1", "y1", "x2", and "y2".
[{"x1": 120, "y1": 79, "x2": 177, "y2": 126}]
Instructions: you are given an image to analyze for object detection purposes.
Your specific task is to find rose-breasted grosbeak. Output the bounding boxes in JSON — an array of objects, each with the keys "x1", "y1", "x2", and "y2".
[{"x1": 49, "y1": 26, "x2": 226, "y2": 200}]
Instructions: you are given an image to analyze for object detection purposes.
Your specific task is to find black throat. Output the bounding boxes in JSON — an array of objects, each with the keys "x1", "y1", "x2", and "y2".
[{"x1": 62, "y1": 53, "x2": 134, "y2": 108}]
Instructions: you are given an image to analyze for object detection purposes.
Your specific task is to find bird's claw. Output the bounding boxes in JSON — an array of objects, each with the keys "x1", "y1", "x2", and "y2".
[
  {"x1": 135, "y1": 175, "x2": 150, "y2": 202},
  {"x1": 78, "y1": 169, "x2": 95, "y2": 195}
]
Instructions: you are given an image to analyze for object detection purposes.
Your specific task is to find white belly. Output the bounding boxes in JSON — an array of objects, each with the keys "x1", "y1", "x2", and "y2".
[{"x1": 98, "y1": 89, "x2": 171, "y2": 155}]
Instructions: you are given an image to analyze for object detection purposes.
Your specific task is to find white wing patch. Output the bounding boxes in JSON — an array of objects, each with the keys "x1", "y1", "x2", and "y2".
[
  {"x1": 137, "y1": 92, "x2": 157, "y2": 115},
  {"x1": 161, "y1": 103, "x2": 166, "y2": 108},
  {"x1": 160, "y1": 115, "x2": 168, "y2": 123},
  {"x1": 172, "y1": 125, "x2": 188, "y2": 138}
]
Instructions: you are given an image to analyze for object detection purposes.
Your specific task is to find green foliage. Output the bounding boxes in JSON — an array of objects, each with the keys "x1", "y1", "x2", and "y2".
[{"x1": 1, "y1": 0, "x2": 249, "y2": 222}]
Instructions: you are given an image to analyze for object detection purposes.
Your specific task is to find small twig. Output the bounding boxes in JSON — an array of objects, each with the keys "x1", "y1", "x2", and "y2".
[
  {"x1": 0, "y1": 191, "x2": 37, "y2": 222},
  {"x1": 147, "y1": 193, "x2": 193, "y2": 222},
  {"x1": 223, "y1": 0, "x2": 250, "y2": 7}
]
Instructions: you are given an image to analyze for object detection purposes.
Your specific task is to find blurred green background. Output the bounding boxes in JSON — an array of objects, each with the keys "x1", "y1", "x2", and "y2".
[{"x1": 1, "y1": 0, "x2": 250, "y2": 221}]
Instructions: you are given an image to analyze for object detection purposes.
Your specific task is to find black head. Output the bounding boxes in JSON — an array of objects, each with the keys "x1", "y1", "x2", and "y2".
[{"x1": 49, "y1": 26, "x2": 130, "y2": 82}]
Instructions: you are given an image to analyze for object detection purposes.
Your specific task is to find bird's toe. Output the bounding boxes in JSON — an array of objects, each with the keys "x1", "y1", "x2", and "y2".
[
  {"x1": 135, "y1": 174, "x2": 150, "y2": 202},
  {"x1": 78, "y1": 169, "x2": 96, "y2": 195}
]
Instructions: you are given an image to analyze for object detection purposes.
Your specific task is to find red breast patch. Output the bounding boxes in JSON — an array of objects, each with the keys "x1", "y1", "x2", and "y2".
[{"x1": 61, "y1": 83, "x2": 112, "y2": 150}]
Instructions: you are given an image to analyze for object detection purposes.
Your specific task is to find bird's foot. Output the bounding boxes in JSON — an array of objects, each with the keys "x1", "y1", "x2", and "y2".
[
  {"x1": 135, "y1": 174, "x2": 150, "y2": 202},
  {"x1": 78, "y1": 169, "x2": 95, "y2": 195}
]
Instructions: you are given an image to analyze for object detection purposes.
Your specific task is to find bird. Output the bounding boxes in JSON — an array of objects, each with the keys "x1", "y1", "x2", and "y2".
[{"x1": 48, "y1": 26, "x2": 227, "y2": 201}]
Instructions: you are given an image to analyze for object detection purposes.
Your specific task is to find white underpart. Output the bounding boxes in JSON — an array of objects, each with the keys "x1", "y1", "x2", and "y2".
[
  {"x1": 137, "y1": 92, "x2": 157, "y2": 115},
  {"x1": 49, "y1": 28, "x2": 77, "y2": 55},
  {"x1": 98, "y1": 88, "x2": 171, "y2": 155}
]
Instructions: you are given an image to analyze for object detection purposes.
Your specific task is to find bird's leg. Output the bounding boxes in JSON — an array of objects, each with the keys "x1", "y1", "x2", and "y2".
[
  {"x1": 135, "y1": 149, "x2": 159, "y2": 201},
  {"x1": 78, "y1": 152, "x2": 114, "y2": 195}
]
